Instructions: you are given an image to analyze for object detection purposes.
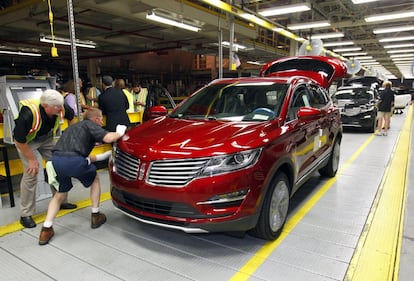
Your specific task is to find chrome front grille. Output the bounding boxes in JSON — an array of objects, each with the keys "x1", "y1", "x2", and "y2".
[
  {"x1": 148, "y1": 158, "x2": 209, "y2": 187},
  {"x1": 114, "y1": 149, "x2": 140, "y2": 180}
]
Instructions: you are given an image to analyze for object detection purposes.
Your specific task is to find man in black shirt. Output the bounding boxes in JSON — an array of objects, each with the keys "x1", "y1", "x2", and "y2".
[
  {"x1": 38, "y1": 108, "x2": 126, "y2": 245},
  {"x1": 98, "y1": 75, "x2": 130, "y2": 131},
  {"x1": 13, "y1": 89, "x2": 77, "y2": 228}
]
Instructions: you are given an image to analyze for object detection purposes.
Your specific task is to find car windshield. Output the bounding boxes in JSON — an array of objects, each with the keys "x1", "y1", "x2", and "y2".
[
  {"x1": 170, "y1": 82, "x2": 288, "y2": 121},
  {"x1": 334, "y1": 89, "x2": 372, "y2": 100}
]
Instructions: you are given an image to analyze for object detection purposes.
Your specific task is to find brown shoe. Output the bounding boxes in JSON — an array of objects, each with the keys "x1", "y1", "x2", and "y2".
[
  {"x1": 39, "y1": 226, "x2": 54, "y2": 245},
  {"x1": 91, "y1": 212, "x2": 106, "y2": 229}
]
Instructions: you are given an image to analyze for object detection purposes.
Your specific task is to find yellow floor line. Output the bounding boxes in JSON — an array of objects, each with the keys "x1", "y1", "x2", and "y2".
[
  {"x1": 345, "y1": 105, "x2": 412, "y2": 281},
  {"x1": 230, "y1": 134, "x2": 376, "y2": 281},
  {"x1": 0, "y1": 192, "x2": 111, "y2": 237}
]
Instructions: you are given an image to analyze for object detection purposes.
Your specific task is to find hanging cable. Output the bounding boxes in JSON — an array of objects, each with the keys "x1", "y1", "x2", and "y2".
[{"x1": 47, "y1": 0, "x2": 58, "y2": 57}]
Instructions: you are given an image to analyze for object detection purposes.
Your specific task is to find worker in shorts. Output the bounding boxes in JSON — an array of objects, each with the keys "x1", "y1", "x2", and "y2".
[{"x1": 38, "y1": 108, "x2": 126, "y2": 245}]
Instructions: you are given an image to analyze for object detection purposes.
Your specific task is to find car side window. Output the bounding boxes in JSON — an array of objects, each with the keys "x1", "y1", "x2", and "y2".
[
  {"x1": 287, "y1": 87, "x2": 310, "y2": 121},
  {"x1": 308, "y1": 86, "x2": 328, "y2": 109}
]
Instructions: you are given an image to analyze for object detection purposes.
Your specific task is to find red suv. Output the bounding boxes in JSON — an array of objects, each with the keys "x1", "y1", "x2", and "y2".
[{"x1": 110, "y1": 56, "x2": 347, "y2": 240}]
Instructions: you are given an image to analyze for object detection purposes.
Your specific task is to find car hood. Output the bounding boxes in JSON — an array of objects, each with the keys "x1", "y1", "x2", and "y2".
[
  {"x1": 336, "y1": 98, "x2": 371, "y2": 107},
  {"x1": 118, "y1": 117, "x2": 278, "y2": 160},
  {"x1": 260, "y1": 56, "x2": 347, "y2": 88}
]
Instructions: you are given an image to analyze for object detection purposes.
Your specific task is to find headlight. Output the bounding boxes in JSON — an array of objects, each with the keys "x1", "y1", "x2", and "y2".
[{"x1": 200, "y1": 148, "x2": 262, "y2": 177}]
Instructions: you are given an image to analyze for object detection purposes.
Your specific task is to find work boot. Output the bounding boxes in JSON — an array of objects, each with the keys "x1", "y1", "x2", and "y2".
[
  {"x1": 20, "y1": 216, "x2": 36, "y2": 228},
  {"x1": 91, "y1": 212, "x2": 106, "y2": 229},
  {"x1": 60, "y1": 202, "x2": 77, "y2": 210},
  {"x1": 39, "y1": 226, "x2": 55, "y2": 245}
]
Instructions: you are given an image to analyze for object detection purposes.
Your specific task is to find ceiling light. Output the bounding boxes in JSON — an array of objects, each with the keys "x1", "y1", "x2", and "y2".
[
  {"x1": 383, "y1": 43, "x2": 414, "y2": 49},
  {"x1": 379, "y1": 36, "x2": 414, "y2": 43},
  {"x1": 350, "y1": 56, "x2": 373, "y2": 60},
  {"x1": 387, "y1": 49, "x2": 414, "y2": 54},
  {"x1": 352, "y1": 0, "x2": 379, "y2": 3},
  {"x1": 146, "y1": 10, "x2": 201, "y2": 32},
  {"x1": 287, "y1": 21, "x2": 331, "y2": 30},
  {"x1": 333, "y1": 47, "x2": 361, "y2": 52},
  {"x1": 365, "y1": 10, "x2": 414, "y2": 22},
  {"x1": 259, "y1": 3, "x2": 310, "y2": 17},
  {"x1": 311, "y1": 32, "x2": 344, "y2": 39},
  {"x1": 221, "y1": 41, "x2": 247, "y2": 50},
  {"x1": 358, "y1": 60, "x2": 377, "y2": 63},
  {"x1": 323, "y1": 41, "x2": 354, "y2": 47},
  {"x1": 240, "y1": 13, "x2": 270, "y2": 28},
  {"x1": 373, "y1": 25, "x2": 414, "y2": 34},
  {"x1": 362, "y1": 62, "x2": 380, "y2": 65},
  {"x1": 390, "y1": 54, "x2": 414, "y2": 58},
  {"x1": 0, "y1": 50, "x2": 41, "y2": 56},
  {"x1": 40, "y1": 35, "x2": 96, "y2": 48},
  {"x1": 342, "y1": 52, "x2": 367, "y2": 56},
  {"x1": 352, "y1": 0, "x2": 378, "y2": 4},
  {"x1": 392, "y1": 57, "x2": 414, "y2": 61},
  {"x1": 246, "y1": 60, "x2": 266, "y2": 65}
]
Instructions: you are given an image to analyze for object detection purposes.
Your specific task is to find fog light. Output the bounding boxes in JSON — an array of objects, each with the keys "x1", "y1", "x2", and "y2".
[{"x1": 197, "y1": 189, "x2": 249, "y2": 205}]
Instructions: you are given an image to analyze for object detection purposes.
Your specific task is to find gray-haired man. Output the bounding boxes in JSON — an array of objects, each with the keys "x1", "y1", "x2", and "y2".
[{"x1": 13, "y1": 89, "x2": 77, "y2": 228}]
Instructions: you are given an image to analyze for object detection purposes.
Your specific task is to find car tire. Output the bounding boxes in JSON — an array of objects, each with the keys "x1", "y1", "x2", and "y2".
[
  {"x1": 249, "y1": 172, "x2": 290, "y2": 240},
  {"x1": 367, "y1": 117, "x2": 376, "y2": 133},
  {"x1": 319, "y1": 138, "x2": 340, "y2": 177}
]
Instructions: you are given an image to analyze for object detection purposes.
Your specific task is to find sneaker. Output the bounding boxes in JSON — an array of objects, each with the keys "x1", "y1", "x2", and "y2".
[
  {"x1": 39, "y1": 226, "x2": 54, "y2": 245},
  {"x1": 91, "y1": 212, "x2": 107, "y2": 229},
  {"x1": 375, "y1": 131, "x2": 382, "y2": 136},
  {"x1": 383, "y1": 132, "x2": 388, "y2": 136}
]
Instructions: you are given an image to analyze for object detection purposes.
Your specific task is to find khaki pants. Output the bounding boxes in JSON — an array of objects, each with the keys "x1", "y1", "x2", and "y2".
[{"x1": 17, "y1": 137, "x2": 57, "y2": 217}]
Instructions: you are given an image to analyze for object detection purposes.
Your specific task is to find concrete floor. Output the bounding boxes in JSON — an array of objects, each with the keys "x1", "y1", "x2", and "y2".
[{"x1": 0, "y1": 107, "x2": 413, "y2": 281}]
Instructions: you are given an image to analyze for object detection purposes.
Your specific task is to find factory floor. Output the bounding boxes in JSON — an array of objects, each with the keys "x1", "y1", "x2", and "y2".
[{"x1": 0, "y1": 106, "x2": 413, "y2": 281}]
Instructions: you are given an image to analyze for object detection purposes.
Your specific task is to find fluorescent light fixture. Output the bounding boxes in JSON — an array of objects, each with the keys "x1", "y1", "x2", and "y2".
[
  {"x1": 373, "y1": 25, "x2": 414, "y2": 34},
  {"x1": 0, "y1": 50, "x2": 41, "y2": 56},
  {"x1": 247, "y1": 60, "x2": 266, "y2": 65},
  {"x1": 390, "y1": 54, "x2": 414, "y2": 58},
  {"x1": 342, "y1": 52, "x2": 367, "y2": 56},
  {"x1": 383, "y1": 43, "x2": 414, "y2": 49},
  {"x1": 352, "y1": 0, "x2": 379, "y2": 3},
  {"x1": 333, "y1": 47, "x2": 361, "y2": 52},
  {"x1": 350, "y1": 56, "x2": 373, "y2": 60},
  {"x1": 387, "y1": 49, "x2": 414, "y2": 54},
  {"x1": 359, "y1": 60, "x2": 377, "y2": 63},
  {"x1": 40, "y1": 35, "x2": 96, "y2": 48},
  {"x1": 323, "y1": 41, "x2": 354, "y2": 47},
  {"x1": 239, "y1": 13, "x2": 270, "y2": 28},
  {"x1": 221, "y1": 41, "x2": 247, "y2": 50},
  {"x1": 311, "y1": 32, "x2": 344, "y2": 39},
  {"x1": 379, "y1": 36, "x2": 414, "y2": 42},
  {"x1": 362, "y1": 62, "x2": 380, "y2": 65},
  {"x1": 287, "y1": 20, "x2": 330, "y2": 30},
  {"x1": 365, "y1": 10, "x2": 414, "y2": 22},
  {"x1": 392, "y1": 57, "x2": 414, "y2": 61},
  {"x1": 259, "y1": 3, "x2": 310, "y2": 17},
  {"x1": 146, "y1": 11, "x2": 201, "y2": 32}
]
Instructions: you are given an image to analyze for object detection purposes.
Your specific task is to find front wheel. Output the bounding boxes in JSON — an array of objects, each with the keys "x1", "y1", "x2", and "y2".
[
  {"x1": 319, "y1": 138, "x2": 340, "y2": 177},
  {"x1": 249, "y1": 172, "x2": 290, "y2": 240}
]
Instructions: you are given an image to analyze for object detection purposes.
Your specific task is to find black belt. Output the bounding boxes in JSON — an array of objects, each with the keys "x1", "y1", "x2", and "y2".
[{"x1": 53, "y1": 151, "x2": 83, "y2": 157}]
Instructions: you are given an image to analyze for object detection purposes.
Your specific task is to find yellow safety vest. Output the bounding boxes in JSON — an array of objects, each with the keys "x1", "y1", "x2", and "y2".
[
  {"x1": 122, "y1": 88, "x2": 135, "y2": 113},
  {"x1": 18, "y1": 99, "x2": 63, "y2": 143},
  {"x1": 86, "y1": 87, "x2": 99, "y2": 107}
]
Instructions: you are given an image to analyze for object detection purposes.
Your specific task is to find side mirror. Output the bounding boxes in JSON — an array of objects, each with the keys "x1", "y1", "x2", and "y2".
[
  {"x1": 144, "y1": 105, "x2": 168, "y2": 121},
  {"x1": 297, "y1": 107, "x2": 322, "y2": 120}
]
